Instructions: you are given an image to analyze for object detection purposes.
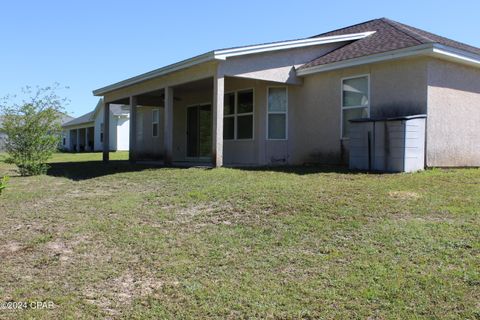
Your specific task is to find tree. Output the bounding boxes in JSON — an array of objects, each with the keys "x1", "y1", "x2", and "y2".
[{"x1": 0, "y1": 85, "x2": 68, "y2": 176}]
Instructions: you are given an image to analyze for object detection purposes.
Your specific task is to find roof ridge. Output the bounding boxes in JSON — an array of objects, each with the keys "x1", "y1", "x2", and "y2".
[{"x1": 380, "y1": 18, "x2": 426, "y2": 44}]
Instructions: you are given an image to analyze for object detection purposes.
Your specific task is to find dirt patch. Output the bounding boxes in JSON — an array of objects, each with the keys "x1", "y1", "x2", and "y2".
[
  {"x1": 84, "y1": 270, "x2": 178, "y2": 316},
  {"x1": 0, "y1": 241, "x2": 24, "y2": 256},
  {"x1": 388, "y1": 191, "x2": 421, "y2": 200},
  {"x1": 391, "y1": 212, "x2": 455, "y2": 223},
  {"x1": 45, "y1": 240, "x2": 74, "y2": 262},
  {"x1": 65, "y1": 189, "x2": 113, "y2": 199}
]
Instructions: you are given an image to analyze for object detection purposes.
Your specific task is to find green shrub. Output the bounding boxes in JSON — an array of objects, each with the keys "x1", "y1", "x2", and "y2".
[
  {"x1": 0, "y1": 176, "x2": 8, "y2": 195},
  {"x1": 0, "y1": 85, "x2": 68, "y2": 176}
]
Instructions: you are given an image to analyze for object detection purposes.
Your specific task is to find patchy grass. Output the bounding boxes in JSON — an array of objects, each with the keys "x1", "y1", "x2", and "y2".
[{"x1": 0, "y1": 153, "x2": 479, "y2": 319}]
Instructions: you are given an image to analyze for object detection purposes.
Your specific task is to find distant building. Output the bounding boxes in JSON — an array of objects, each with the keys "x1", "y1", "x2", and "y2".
[{"x1": 61, "y1": 99, "x2": 130, "y2": 152}]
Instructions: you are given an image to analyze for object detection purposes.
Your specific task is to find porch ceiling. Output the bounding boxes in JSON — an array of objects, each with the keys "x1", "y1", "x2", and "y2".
[{"x1": 108, "y1": 78, "x2": 214, "y2": 107}]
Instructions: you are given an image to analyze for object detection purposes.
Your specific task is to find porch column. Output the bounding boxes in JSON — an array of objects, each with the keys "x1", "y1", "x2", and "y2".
[
  {"x1": 212, "y1": 74, "x2": 224, "y2": 167},
  {"x1": 103, "y1": 102, "x2": 110, "y2": 162},
  {"x1": 129, "y1": 96, "x2": 138, "y2": 163},
  {"x1": 85, "y1": 127, "x2": 89, "y2": 151},
  {"x1": 164, "y1": 87, "x2": 173, "y2": 164},
  {"x1": 76, "y1": 128, "x2": 80, "y2": 152}
]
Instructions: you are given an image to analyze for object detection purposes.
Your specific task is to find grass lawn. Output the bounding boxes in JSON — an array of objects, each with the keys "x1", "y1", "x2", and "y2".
[{"x1": 0, "y1": 152, "x2": 479, "y2": 319}]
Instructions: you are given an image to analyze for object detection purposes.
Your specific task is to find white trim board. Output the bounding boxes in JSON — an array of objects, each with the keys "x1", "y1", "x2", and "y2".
[{"x1": 297, "y1": 43, "x2": 480, "y2": 76}]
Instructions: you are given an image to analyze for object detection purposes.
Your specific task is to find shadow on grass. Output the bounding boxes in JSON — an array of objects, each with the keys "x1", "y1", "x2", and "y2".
[
  {"x1": 232, "y1": 165, "x2": 354, "y2": 176},
  {"x1": 46, "y1": 160, "x2": 169, "y2": 181},
  {"x1": 46, "y1": 160, "x2": 379, "y2": 181}
]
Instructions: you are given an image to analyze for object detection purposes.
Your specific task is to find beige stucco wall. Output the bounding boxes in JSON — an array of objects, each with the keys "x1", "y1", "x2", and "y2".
[
  {"x1": 290, "y1": 57, "x2": 429, "y2": 164},
  {"x1": 136, "y1": 106, "x2": 164, "y2": 159},
  {"x1": 426, "y1": 59, "x2": 480, "y2": 166}
]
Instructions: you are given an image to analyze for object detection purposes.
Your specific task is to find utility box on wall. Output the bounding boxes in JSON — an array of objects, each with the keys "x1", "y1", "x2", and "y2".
[{"x1": 349, "y1": 115, "x2": 427, "y2": 173}]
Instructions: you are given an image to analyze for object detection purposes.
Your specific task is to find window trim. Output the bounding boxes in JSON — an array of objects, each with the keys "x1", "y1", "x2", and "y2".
[
  {"x1": 266, "y1": 86, "x2": 288, "y2": 141},
  {"x1": 152, "y1": 108, "x2": 160, "y2": 137},
  {"x1": 223, "y1": 87, "x2": 255, "y2": 141},
  {"x1": 340, "y1": 74, "x2": 370, "y2": 139}
]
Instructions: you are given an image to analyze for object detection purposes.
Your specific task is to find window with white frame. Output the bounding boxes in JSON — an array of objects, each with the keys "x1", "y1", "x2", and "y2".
[
  {"x1": 223, "y1": 89, "x2": 254, "y2": 140},
  {"x1": 152, "y1": 109, "x2": 160, "y2": 137},
  {"x1": 341, "y1": 75, "x2": 370, "y2": 138},
  {"x1": 100, "y1": 123, "x2": 104, "y2": 143},
  {"x1": 267, "y1": 87, "x2": 288, "y2": 140}
]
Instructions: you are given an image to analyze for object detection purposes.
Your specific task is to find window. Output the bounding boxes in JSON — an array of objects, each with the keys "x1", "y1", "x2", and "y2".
[
  {"x1": 137, "y1": 111, "x2": 144, "y2": 143},
  {"x1": 223, "y1": 89, "x2": 254, "y2": 140},
  {"x1": 267, "y1": 87, "x2": 287, "y2": 140},
  {"x1": 63, "y1": 137, "x2": 66, "y2": 145},
  {"x1": 152, "y1": 109, "x2": 160, "y2": 137},
  {"x1": 341, "y1": 75, "x2": 369, "y2": 138},
  {"x1": 100, "y1": 123, "x2": 104, "y2": 143}
]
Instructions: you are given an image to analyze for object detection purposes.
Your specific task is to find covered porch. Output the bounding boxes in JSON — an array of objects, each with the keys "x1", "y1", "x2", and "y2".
[
  {"x1": 67, "y1": 126, "x2": 95, "y2": 152},
  {"x1": 100, "y1": 74, "x2": 291, "y2": 167}
]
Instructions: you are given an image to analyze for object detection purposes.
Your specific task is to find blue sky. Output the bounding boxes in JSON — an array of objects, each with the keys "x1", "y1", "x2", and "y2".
[{"x1": 1, "y1": 0, "x2": 479, "y2": 117}]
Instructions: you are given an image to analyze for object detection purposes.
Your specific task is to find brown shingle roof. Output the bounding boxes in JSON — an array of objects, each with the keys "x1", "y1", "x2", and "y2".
[{"x1": 300, "y1": 18, "x2": 480, "y2": 70}]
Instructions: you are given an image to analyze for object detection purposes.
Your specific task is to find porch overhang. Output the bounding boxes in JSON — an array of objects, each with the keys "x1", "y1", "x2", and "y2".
[{"x1": 92, "y1": 31, "x2": 375, "y2": 97}]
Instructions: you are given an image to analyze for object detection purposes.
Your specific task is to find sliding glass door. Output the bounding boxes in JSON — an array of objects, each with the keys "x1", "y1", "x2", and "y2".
[{"x1": 187, "y1": 104, "x2": 212, "y2": 159}]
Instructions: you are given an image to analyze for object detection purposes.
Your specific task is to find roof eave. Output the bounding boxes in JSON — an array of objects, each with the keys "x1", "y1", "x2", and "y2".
[
  {"x1": 297, "y1": 43, "x2": 480, "y2": 76},
  {"x1": 430, "y1": 44, "x2": 480, "y2": 67},
  {"x1": 62, "y1": 121, "x2": 95, "y2": 129},
  {"x1": 296, "y1": 44, "x2": 434, "y2": 76}
]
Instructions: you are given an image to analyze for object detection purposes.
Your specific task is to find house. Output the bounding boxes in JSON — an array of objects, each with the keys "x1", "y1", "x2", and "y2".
[
  {"x1": 62, "y1": 99, "x2": 130, "y2": 152},
  {"x1": 0, "y1": 113, "x2": 74, "y2": 152},
  {"x1": 92, "y1": 18, "x2": 480, "y2": 167}
]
